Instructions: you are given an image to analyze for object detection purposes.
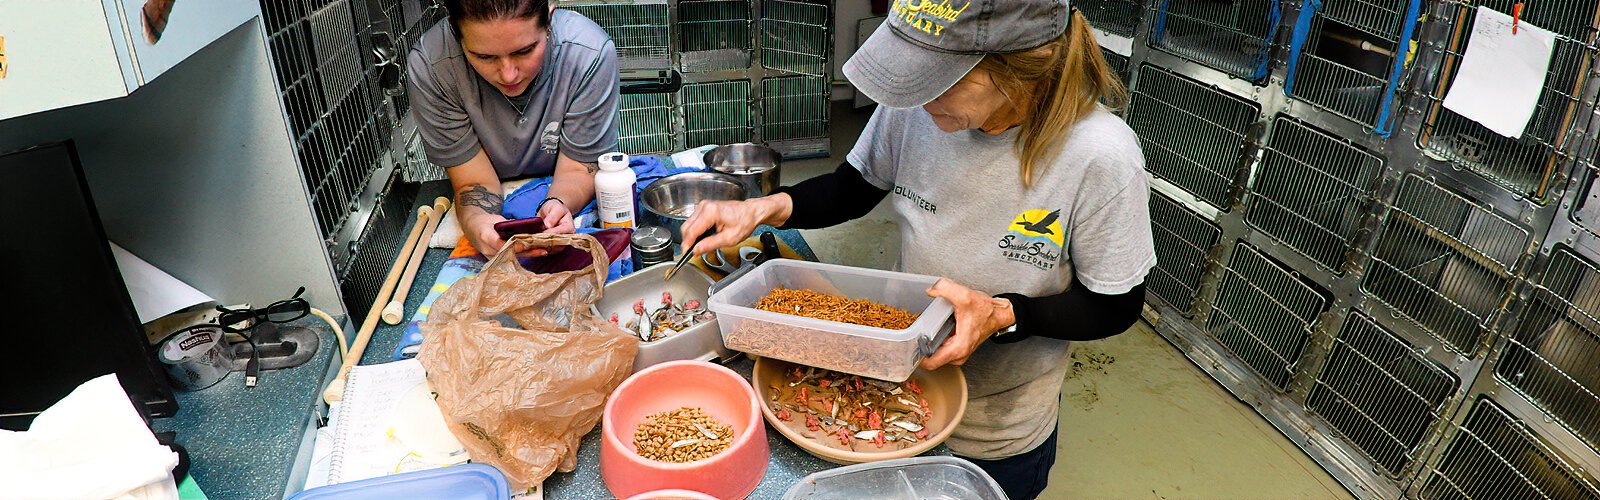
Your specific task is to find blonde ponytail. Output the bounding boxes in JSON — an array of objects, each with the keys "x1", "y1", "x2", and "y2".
[{"x1": 975, "y1": 11, "x2": 1126, "y2": 188}]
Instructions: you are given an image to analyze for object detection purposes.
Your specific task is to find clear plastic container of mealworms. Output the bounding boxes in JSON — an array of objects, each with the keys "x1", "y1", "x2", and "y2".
[{"x1": 707, "y1": 259, "x2": 955, "y2": 382}]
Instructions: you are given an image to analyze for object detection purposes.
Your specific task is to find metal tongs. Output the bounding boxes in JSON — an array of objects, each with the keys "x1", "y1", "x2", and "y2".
[{"x1": 664, "y1": 229, "x2": 714, "y2": 281}]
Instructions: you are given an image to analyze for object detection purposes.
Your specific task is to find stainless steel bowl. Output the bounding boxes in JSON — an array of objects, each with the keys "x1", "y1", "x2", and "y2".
[
  {"x1": 640, "y1": 172, "x2": 749, "y2": 243},
  {"x1": 704, "y1": 143, "x2": 781, "y2": 197}
]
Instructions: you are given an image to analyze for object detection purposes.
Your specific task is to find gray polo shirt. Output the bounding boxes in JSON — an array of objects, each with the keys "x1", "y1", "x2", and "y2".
[
  {"x1": 849, "y1": 105, "x2": 1155, "y2": 459},
  {"x1": 407, "y1": 10, "x2": 620, "y2": 178}
]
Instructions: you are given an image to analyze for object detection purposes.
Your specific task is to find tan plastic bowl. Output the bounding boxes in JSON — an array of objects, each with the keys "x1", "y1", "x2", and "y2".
[{"x1": 752, "y1": 357, "x2": 967, "y2": 464}]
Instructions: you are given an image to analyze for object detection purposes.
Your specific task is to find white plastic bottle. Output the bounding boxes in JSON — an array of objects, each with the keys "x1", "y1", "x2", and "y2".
[{"x1": 595, "y1": 152, "x2": 636, "y2": 229}]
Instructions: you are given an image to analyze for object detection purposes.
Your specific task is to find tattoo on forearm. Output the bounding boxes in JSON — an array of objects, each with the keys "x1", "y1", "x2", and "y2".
[
  {"x1": 457, "y1": 185, "x2": 504, "y2": 215},
  {"x1": 584, "y1": 163, "x2": 600, "y2": 174}
]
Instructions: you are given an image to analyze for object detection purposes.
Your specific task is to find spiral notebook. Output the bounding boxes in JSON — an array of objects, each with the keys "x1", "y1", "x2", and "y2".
[{"x1": 326, "y1": 359, "x2": 468, "y2": 484}]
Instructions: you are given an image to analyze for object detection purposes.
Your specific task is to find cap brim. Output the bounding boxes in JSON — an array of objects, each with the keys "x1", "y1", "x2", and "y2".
[{"x1": 844, "y1": 25, "x2": 982, "y2": 109}]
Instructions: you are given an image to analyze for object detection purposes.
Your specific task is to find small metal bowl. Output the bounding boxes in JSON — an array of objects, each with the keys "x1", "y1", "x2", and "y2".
[
  {"x1": 704, "y1": 143, "x2": 781, "y2": 197},
  {"x1": 640, "y1": 172, "x2": 749, "y2": 243}
]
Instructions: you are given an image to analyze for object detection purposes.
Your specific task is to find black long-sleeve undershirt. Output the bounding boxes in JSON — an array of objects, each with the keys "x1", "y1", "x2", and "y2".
[{"x1": 771, "y1": 161, "x2": 1144, "y2": 342}]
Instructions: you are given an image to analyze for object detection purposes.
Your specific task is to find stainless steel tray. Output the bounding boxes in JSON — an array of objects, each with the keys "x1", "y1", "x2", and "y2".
[{"x1": 596, "y1": 262, "x2": 734, "y2": 372}]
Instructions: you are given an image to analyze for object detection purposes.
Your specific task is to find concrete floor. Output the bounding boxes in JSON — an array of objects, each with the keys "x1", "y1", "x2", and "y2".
[{"x1": 784, "y1": 102, "x2": 1356, "y2": 500}]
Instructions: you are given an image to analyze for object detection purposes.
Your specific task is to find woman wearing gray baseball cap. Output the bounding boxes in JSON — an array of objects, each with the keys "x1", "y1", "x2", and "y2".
[{"x1": 683, "y1": 1, "x2": 1152, "y2": 497}]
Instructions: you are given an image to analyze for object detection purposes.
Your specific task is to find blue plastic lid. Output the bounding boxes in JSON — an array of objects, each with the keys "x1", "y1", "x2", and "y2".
[{"x1": 290, "y1": 464, "x2": 511, "y2": 500}]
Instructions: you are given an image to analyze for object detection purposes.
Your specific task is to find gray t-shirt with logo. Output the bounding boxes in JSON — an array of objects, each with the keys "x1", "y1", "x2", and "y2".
[
  {"x1": 407, "y1": 10, "x2": 620, "y2": 177},
  {"x1": 848, "y1": 105, "x2": 1155, "y2": 459}
]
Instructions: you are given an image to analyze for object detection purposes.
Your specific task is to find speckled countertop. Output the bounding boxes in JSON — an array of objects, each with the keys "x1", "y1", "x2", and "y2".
[
  {"x1": 149, "y1": 217, "x2": 944, "y2": 499},
  {"x1": 151, "y1": 318, "x2": 339, "y2": 500}
]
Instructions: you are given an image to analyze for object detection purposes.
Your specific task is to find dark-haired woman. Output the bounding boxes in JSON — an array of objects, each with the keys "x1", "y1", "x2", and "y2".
[{"x1": 407, "y1": 0, "x2": 619, "y2": 256}]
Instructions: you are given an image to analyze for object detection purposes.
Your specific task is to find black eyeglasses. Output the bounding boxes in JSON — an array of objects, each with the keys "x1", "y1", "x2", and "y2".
[{"x1": 217, "y1": 287, "x2": 309, "y2": 332}]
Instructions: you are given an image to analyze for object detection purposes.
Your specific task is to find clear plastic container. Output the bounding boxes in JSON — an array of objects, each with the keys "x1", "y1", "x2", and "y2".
[
  {"x1": 782, "y1": 456, "x2": 1008, "y2": 500},
  {"x1": 707, "y1": 259, "x2": 955, "y2": 382}
]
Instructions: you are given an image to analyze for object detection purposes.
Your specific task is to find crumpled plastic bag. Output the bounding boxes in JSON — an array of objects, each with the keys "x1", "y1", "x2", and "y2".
[{"x1": 418, "y1": 233, "x2": 638, "y2": 490}]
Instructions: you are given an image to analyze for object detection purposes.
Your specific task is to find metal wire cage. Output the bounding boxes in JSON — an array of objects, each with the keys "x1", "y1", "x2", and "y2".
[
  {"x1": 760, "y1": 0, "x2": 830, "y2": 77},
  {"x1": 339, "y1": 170, "x2": 420, "y2": 317},
  {"x1": 679, "y1": 0, "x2": 752, "y2": 73},
  {"x1": 1361, "y1": 174, "x2": 1531, "y2": 357},
  {"x1": 264, "y1": 0, "x2": 389, "y2": 241},
  {"x1": 1080, "y1": 0, "x2": 1147, "y2": 38},
  {"x1": 1103, "y1": 48, "x2": 1131, "y2": 84},
  {"x1": 1149, "y1": 0, "x2": 1281, "y2": 81},
  {"x1": 1149, "y1": 192, "x2": 1222, "y2": 313},
  {"x1": 1307, "y1": 312, "x2": 1458, "y2": 477},
  {"x1": 1420, "y1": 398, "x2": 1600, "y2": 500},
  {"x1": 1417, "y1": 0, "x2": 1599, "y2": 202},
  {"x1": 1284, "y1": 0, "x2": 1412, "y2": 127},
  {"x1": 680, "y1": 79, "x2": 752, "y2": 148},
  {"x1": 312, "y1": 0, "x2": 363, "y2": 112},
  {"x1": 1206, "y1": 242, "x2": 1330, "y2": 389},
  {"x1": 1573, "y1": 157, "x2": 1600, "y2": 239},
  {"x1": 1246, "y1": 116, "x2": 1384, "y2": 272},
  {"x1": 1127, "y1": 65, "x2": 1260, "y2": 211},
  {"x1": 401, "y1": 130, "x2": 447, "y2": 183},
  {"x1": 761, "y1": 74, "x2": 830, "y2": 158},
  {"x1": 1498, "y1": 248, "x2": 1600, "y2": 455},
  {"x1": 563, "y1": 1, "x2": 674, "y2": 72},
  {"x1": 619, "y1": 91, "x2": 678, "y2": 155}
]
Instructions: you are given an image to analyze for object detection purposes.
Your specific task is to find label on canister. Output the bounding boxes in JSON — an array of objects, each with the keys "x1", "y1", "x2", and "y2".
[{"x1": 159, "y1": 325, "x2": 232, "y2": 391}]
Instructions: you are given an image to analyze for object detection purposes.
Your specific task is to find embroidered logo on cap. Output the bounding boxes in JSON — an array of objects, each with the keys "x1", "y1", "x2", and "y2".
[{"x1": 892, "y1": 0, "x2": 972, "y2": 37}]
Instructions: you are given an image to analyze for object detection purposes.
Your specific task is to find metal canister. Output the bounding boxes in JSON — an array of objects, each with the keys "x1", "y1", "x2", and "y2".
[
  {"x1": 631, "y1": 225, "x2": 675, "y2": 267},
  {"x1": 158, "y1": 325, "x2": 232, "y2": 391}
]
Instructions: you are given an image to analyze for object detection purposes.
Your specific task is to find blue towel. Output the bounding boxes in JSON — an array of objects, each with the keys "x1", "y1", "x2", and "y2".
[{"x1": 501, "y1": 155, "x2": 692, "y2": 220}]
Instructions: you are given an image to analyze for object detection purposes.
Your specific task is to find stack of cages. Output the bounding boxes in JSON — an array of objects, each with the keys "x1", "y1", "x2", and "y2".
[
  {"x1": 1127, "y1": 0, "x2": 1600, "y2": 496},
  {"x1": 757, "y1": 0, "x2": 831, "y2": 158},
  {"x1": 262, "y1": 0, "x2": 423, "y2": 314},
  {"x1": 1126, "y1": 63, "x2": 1253, "y2": 316},
  {"x1": 565, "y1": 0, "x2": 679, "y2": 156},
  {"x1": 674, "y1": 0, "x2": 831, "y2": 159},
  {"x1": 574, "y1": 0, "x2": 836, "y2": 160},
  {"x1": 675, "y1": 0, "x2": 754, "y2": 153},
  {"x1": 1405, "y1": 1, "x2": 1600, "y2": 498}
]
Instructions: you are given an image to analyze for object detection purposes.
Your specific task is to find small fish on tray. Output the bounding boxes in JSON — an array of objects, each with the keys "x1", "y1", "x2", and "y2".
[{"x1": 610, "y1": 291, "x2": 715, "y2": 342}]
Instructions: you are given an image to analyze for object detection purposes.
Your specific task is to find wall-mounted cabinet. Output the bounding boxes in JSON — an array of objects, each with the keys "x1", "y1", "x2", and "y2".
[{"x1": 0, "y1": 0, "x2": 258, "y2": 120}]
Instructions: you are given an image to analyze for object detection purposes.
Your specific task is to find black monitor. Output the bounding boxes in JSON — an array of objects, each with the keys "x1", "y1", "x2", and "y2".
[{"x1": 0, "y1": 141, "x2": 177, "y2": 429}]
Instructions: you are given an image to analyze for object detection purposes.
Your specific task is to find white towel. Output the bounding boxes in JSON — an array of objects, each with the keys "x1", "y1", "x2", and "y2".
[{"x1": 0, "y1": 374, "x2": 180, "y2": 500}]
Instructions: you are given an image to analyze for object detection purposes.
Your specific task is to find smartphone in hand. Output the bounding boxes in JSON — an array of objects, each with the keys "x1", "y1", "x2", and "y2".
[{"x1": 493, "y1": 216, "x2": 546, "y2": 239}]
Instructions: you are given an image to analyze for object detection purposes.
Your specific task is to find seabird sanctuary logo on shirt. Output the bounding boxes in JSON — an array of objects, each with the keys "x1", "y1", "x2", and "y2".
[
  {"x1": 998, "y1": 209, "x2": 1063, "y2": 271},
  {"x1": 539, "y1": 122, "x2": 561, "y2": 154}
]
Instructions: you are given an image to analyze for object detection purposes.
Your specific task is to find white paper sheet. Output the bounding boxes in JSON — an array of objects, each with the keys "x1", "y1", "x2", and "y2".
[
  {"x1": 1441, "y1": 6, "x2": 1557, "y2": 139},
  {"x1": 110, "y1": 242, "x2": 214, "y2": 324}
]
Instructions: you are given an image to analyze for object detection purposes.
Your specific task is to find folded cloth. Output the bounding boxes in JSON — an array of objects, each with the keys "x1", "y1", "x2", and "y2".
[{"x1": 0, "y1": 374, "x2": 181, "y2": 500}]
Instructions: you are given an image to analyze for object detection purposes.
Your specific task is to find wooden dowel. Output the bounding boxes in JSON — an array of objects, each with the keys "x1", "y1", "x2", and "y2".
[
  {"x1": 382, "y1": 197, "x2": 452, "y2": 324},
  {"x1": 323, "y1": 204, "x2": 434, "y2": 404}
]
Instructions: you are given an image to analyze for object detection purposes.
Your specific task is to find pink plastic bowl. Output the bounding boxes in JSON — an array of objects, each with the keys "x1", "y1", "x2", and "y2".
[
  {"x1": 623, "y1": 490, "x2": 719, "y2": 500},
  {"x1": 601, "y1": 360, "x2": 769, "y2": 499}
]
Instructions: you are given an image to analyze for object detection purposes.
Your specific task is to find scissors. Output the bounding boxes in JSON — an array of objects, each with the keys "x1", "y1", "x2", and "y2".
[{"x1": 702, "y1": 246, "x2": 763, "y2": 274}]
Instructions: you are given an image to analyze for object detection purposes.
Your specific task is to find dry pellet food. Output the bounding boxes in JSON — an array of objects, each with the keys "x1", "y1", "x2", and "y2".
[
  {"x1": 754, "y1": 288, "x2": 919, "y2": 330},
  {"x1": 632, "y1": 407, "x2": 734, "y2": 463}
]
